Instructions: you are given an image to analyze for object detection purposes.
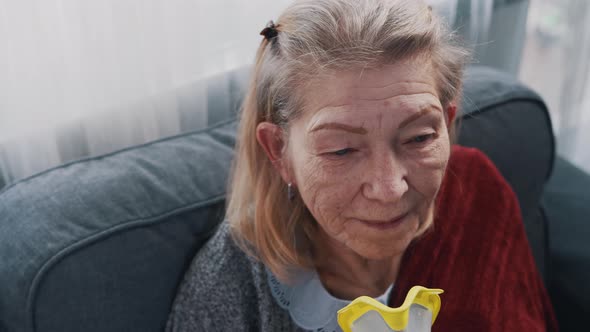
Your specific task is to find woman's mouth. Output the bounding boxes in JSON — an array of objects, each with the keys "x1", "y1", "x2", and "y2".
[{"x1": 358, "y1": 213, "x2": 409, "y2": 230}]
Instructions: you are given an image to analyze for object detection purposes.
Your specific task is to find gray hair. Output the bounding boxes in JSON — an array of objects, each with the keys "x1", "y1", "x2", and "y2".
[{"x1": 255, "y1": 0, "x2": 470, "y2": 128}]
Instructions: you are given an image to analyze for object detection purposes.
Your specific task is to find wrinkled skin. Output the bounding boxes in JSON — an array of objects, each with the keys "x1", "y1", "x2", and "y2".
[{"x1": 257, "y1": 57, "x2": 455, "y2": 298}]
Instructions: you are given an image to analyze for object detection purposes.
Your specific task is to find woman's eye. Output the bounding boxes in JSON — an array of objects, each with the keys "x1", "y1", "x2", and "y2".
[
  {"x1": 410, "y1": 133, "x2": 435, "y2": 144},
  {"x1": 330, "y1": 148, "x2": 353, "y2": 156}
]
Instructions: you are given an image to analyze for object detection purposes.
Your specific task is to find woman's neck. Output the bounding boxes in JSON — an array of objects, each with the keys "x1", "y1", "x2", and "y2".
[{"x1": 312, "y1": 231, "x2": 403, "y2": 300}]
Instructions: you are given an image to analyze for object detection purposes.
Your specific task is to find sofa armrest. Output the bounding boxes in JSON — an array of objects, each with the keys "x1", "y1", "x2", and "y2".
[{"x1": 542, "y1": 156, "x2": 590, "y2": 329}]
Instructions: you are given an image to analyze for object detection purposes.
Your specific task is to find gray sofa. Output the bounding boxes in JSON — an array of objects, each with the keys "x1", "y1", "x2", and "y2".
[{"x1": 1, "y1": 66, "x2": 588, "y2": 332}]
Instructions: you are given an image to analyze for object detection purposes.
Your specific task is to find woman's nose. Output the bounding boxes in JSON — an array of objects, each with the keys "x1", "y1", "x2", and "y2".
[{"x1": 361, "y1": 153, "x2": 409, "y2": 203}]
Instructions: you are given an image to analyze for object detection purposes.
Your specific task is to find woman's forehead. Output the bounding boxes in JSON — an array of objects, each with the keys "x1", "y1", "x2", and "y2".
[
  {"x1": 299, "y1": 59, "x2": 441, "y2": 125},
  {"x1": 303, "y1": 59, "x2": 438, "y2": 111}
]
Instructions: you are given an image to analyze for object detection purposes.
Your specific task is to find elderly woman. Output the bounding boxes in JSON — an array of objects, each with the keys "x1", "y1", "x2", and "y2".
[{"x1": 167, "y1": 0, "x2": 557, "y2": 331}]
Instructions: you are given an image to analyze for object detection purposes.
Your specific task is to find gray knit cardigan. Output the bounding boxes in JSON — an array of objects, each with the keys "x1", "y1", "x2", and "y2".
[{"x1": 166, "y1": 222, "x2": 306, "y2": 332}]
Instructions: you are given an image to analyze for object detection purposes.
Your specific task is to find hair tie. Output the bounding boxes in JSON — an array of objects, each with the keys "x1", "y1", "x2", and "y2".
[{"x1": 260, "y1": 20, "x2": 279, "y2": 40}]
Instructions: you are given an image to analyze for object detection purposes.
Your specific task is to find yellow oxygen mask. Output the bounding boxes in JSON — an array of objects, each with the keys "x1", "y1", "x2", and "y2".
[{"x1": 337, "y1": 286, "x2": 443, "y2": 332}]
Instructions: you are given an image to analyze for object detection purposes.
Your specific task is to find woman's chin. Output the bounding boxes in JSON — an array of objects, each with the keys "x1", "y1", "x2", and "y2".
[{"x1": 347, "y1": 240, "x2": 412, "y2": 261}]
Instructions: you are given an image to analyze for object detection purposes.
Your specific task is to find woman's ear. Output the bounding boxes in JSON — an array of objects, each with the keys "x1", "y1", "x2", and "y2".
[
  {"x1": 445, "y1": 101, "x2": 457, "y2": 126},
  {"x1": 256, "y1": 122, "x2": 291, "y2": 183}
]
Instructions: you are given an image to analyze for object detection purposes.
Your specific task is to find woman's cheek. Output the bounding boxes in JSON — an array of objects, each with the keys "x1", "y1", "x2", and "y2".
[
  {"x1": 406, "y1": 142, "x2": 450, "y2": 194},
  {"x1": 296, "y1": 157, "x2": 333, "y2": 206},
  {"x1": 408, "y1": 138, "x2": 449, "y2": 167},
  {"x1": 296, "y1": 156, "x2": 357, "y2": 229}
]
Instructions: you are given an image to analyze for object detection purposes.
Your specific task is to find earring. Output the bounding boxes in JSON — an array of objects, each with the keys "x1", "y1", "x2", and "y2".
[{"x1": 287, "y1": 183, "x2": 295, "y2": 201}]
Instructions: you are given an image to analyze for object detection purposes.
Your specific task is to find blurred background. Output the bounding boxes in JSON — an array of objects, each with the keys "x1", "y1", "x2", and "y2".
[{"x1": 0, "y1": 0, "x2": 588, "y2": 187}]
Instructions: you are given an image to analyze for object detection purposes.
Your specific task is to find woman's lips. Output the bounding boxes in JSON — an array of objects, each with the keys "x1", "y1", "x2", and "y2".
[{"x1": 358, "y1": 213, "x2": 409, "y2": 230}]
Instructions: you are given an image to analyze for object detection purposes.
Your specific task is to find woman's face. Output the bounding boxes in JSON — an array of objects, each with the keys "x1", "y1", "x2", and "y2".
[{"x1": 286, "y1": 58, "x2": 452, "y2": 260}]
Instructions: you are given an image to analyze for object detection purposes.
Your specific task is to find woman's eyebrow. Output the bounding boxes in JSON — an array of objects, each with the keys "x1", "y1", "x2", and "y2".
[
  {"x1": 308, "y1": 105, "x2": 439, "y2": 134},
  {"x1": 309, "y1": 122, "x2": 368, "y2": 135},
  {"x1": 398, "y1": 107, "x2": 438, "y2": 129}
]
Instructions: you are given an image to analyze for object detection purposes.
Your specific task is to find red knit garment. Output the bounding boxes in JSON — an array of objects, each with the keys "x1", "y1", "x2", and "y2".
[{"x1": 388, "y1": 145, "x2": 558, "y2": 331}]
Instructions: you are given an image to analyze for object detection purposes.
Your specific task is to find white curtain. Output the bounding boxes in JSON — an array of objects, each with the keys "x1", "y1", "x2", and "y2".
[
  {"x1": 0, "y1": 0, "x2": 292, "y2": 184},
  {"x1": 519, "y1": 0, "x2": 590, "y2": 173},
  {"x1": 0, "y1": 0, "x2": 462, "y2": 185},
  {"x1": 5, "y1": 0, "x2": 587, "y2": 185}
]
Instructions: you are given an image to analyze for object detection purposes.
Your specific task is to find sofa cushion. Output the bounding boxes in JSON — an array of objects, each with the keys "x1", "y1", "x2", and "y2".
[
  {"x1": 0, "y1": 120, "x2": 237, "y2": 332},
  {"x1": 0, "y1": 65, "x2": 553, "y2": 332}
]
